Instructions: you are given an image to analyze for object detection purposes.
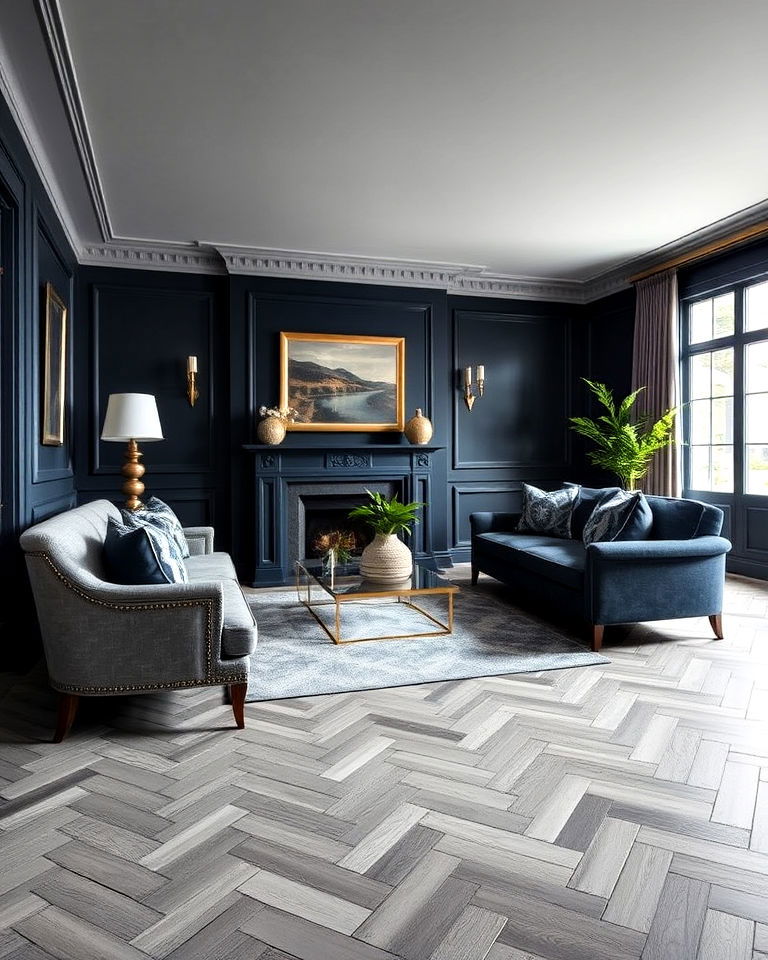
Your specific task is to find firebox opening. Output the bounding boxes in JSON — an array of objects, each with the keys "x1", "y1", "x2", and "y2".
[{"x1": 303, "y1": 495, "x2": 373, "y2": 560}]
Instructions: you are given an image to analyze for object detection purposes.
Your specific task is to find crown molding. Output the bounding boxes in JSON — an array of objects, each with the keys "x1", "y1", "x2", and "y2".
[
  {"x1": 210, "y1": 244, "x2": 593, "y2": 301},
  {"x1": 79, "y1": 242, "x2": 224, "y2": 274},
  {"x1": 7, "y1": 8, "x2": 768, "y2": 303},
  {"x1": 579, "y1": 198, "x2": 768, "y2": 302},
  {"x1": 213, "y1": 243, "x2": 477, "y2": 288},
  {"x1": 450, "y1": 272, "x2": 586, "y2": 303}
]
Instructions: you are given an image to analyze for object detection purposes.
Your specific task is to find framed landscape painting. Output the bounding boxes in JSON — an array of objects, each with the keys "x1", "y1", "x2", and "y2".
[
  {"x1": 41, "y1": 282, "x2": 67, "y2": 445},
  {"x1": 279, "y1": 332, "x2": 405, "y2": 431}
]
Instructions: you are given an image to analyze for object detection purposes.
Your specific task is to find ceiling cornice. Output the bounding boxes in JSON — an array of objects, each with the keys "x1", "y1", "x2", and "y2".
[
  {"x1": 79, "y1": 242, "x2": 224, "y2": 275},
  {"x1": 12, "y1": 4, "x2": 768, "y2": 304}
]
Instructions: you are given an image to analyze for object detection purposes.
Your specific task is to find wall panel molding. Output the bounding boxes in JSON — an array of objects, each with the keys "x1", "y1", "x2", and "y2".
[
  {"x1": 452, "y1": 309, "x2": 572, "y2": 471},
  {"x1": 89, "y1": 282, "x2": 218, "y2": 475},
  {"x1": 451, "y1": 483, "x2": 520, "y2": 549}
]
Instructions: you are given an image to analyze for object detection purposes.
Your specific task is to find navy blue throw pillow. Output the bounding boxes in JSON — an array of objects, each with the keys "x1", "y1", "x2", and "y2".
[
  {"x1": 562, "y1": 483, "x2": 623, "y2": 540},
  {"x1": 104, "y1": 518, "x2": 188, "y2": 585},
  {"x1": 582, "y1": 491, "x2": 653, "y2": 546}
]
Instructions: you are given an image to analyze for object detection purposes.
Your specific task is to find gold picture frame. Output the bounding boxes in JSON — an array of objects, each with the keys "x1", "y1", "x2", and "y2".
[
  {"x1": 42, "y1": 282, "x2": 67, "y2": 446},
  {"x1": 280, "y1": 332, "x2": 405, "y2": 432}
]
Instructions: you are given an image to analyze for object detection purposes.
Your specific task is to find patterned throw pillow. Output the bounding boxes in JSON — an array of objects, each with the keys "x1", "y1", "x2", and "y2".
[
  {"x1": 121, "y1": 496, "x2": 189, "y2": 560},
  {"x1": 582, "y1": 490, "x2": 653, "y2": 545},
  {"x1": 516, "y1": 483, "x2": 577, "y2": 539},
  {"x1": 104, "y1": 518, "x2": 188, "y2": 585},
  {"x1": 561, "y1": 483, "x2": 623, "y2": 540}
]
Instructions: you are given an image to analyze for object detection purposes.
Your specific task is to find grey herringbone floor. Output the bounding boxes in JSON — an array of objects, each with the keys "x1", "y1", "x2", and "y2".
[{"x1": 1, "y1": 570, "x2": 767, "y2": 960}]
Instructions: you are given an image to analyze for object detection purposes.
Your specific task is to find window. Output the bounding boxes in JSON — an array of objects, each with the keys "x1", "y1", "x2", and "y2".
[{"x1": 683, "y1": 279, "x2": 768, "y2": 496}]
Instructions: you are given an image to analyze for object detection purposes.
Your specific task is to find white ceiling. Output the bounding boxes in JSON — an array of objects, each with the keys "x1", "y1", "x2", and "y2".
[{"x1": 3, "y1": 0, "x2": 768, "y2": 284}]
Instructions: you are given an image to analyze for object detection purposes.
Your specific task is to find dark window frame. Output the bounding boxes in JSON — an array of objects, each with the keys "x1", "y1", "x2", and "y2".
[{"x1": 681, "y1": 280, "x2": 768, "y2": 498}]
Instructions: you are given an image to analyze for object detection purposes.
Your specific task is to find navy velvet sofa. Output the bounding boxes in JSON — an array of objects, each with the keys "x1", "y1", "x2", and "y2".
[{"x1": 470, "y1": 493, "x2": 731, "y2": 651}]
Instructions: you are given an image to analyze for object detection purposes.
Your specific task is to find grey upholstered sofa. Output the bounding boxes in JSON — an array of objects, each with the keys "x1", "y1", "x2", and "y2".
[
  {"x1": 20, "y1": 500, "x2": 256, "y2": 741},
  {"x1": 471, "y1": 492, "x2": 731, "y2": 651}
]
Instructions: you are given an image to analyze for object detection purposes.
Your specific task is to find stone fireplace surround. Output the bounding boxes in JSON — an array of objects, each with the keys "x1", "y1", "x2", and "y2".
[{"x1": 243, "y1": 443, "x2": 443, "y2": 586}]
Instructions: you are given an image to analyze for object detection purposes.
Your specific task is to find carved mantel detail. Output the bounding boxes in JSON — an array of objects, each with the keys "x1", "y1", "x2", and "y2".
[{"x1": 325, "y1": 453, "x2": 372, "y2": 470}]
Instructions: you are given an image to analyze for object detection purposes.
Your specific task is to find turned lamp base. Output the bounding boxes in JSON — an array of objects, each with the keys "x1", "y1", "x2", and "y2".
[
  {"x1": 100, "y1": 394, "x2": 164, "y2": 509},
  {"x1": 121, "y1": 438, "x2": 147, "y2": 511}
]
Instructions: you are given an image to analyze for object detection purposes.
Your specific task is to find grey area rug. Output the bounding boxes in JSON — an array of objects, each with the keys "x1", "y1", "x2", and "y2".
[{"x1": 245, "y1": 583, "x2": 607, "y2": 701}]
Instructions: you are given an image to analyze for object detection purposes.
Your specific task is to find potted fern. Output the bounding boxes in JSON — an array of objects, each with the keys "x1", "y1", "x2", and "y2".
[
  {"x1": 348, "y1": 491, "x2": 422, "y2": 582},
  {"x1": 569, "y1": 379, "x2": 676, "y2": 491}
]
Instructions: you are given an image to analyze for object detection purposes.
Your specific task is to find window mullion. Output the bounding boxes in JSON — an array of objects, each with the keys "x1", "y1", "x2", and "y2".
[{"x1": 733, "y1": 284, "x2": 745, "y2": 497}]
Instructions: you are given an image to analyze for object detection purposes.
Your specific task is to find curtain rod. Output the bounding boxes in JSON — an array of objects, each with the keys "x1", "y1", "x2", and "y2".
[{"x1": 629, "y1": 220, "x2": 768, "y2": 284}]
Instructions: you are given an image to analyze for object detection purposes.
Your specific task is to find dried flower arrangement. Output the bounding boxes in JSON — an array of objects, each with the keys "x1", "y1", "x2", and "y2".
[
  {"x1": 312, "y1": 529, "x2": 356, "y2": 565},
  {"x1": 258, "y1": 405, "x2": 298, "y2": 421}
]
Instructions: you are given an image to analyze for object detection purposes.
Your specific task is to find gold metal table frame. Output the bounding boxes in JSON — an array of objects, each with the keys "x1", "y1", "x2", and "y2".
[{"x1": 295, "y1": 560, "x2": 458, "y2": 645}]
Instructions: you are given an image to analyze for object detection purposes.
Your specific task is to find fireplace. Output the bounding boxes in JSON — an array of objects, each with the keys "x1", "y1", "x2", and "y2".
[
  {"x1": 303, "y1": 494, "x2": 373, "y2": 559},
  {"x1": 244, "y1": 443, "x2": 441, "y2": 585},
  {"x1": 286, "y1": 481, "x2": 400, "y2": 565}
]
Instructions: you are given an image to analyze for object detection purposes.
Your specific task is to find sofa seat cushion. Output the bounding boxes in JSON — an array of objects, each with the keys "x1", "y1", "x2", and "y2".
[
  {"x1": 219, "y1": 579, "x2": 257, "y2": 658},
  {"x1": 510, "y1": 541, "x2": 586, "y2": 590},
  {"x1": 184, "y1": 552, "x2": 239, "y2": 583},
  {"x1": 475, "y1": 532, "x2": 565, "y2": 563},
  {"x1": 183, "y1": 553, "x2": 256, "y2": 657}
]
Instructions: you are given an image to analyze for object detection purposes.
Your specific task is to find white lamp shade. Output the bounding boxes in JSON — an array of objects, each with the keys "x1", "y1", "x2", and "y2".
[{"x1": 101, "y1": 393, "x2": 164, "y2": 442}]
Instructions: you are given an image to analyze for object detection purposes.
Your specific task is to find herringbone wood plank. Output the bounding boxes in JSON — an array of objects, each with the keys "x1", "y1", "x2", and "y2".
[{"x1": 0, "y1": 570, "x2": 766, "y2": 959}]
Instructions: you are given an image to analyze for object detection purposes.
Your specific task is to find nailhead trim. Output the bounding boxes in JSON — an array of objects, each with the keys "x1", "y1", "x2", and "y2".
[{"x1": 31, "y1": 552, "x2": 248, "y2": 695}]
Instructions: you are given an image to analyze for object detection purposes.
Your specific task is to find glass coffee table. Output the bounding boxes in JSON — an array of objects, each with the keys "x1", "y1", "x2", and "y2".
[{"x1": 295, "y1": 559, "x2": 459, "y2": 644}]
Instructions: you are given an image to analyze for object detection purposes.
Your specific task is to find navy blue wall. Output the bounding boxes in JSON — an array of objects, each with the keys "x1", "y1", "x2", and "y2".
[
  {"x1": 447, "y1": 296, "x2": 584, "y2": 557},
  {"x1": 74, "y1": 267, "x2": 230, "y2": 532},
  {"x1": 0, "y1": 93, "x2": 77, "y2": 665},
  {"x1": 573, "y1": 287, "x2": 637, "y2": 486},
  {"x1": 74, "y1": 271, "x2": 587, "y2": 577}
]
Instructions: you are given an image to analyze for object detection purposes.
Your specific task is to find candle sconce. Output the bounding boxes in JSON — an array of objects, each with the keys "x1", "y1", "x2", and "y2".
[
  {"x1": 462, "y1": 364, "x2": 486, "y2": 411},
  {"x1": 186, "y1": 356, "x2": 199, "y2": 407}
]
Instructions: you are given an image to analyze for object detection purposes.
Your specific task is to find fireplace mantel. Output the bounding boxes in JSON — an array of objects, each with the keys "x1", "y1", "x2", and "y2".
[{"x1": 243, "y1": 443, "x2": 445, "y2": 585}]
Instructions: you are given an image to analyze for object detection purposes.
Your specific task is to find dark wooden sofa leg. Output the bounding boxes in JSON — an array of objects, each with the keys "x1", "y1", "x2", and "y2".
[
  {"x1": 709, "y1": 613, "x2": 724, "y2": 640},
  {"x1": 471, "y1": 565, "x2": 479, "y2": 585},
  {"x1": 230, "y1": 683, "x2": 247, "y2": 729},
  {"x1": 591, "y1": 625, "x2": 604, "y2": 652},
  {"x1": 53, "y1": 693, "x2": 79, "y2": 743}
]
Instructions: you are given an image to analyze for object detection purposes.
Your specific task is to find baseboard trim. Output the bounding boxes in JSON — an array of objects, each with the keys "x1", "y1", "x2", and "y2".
[{"x1": 727, "y1": 556, "x2": 768, "y2": 582}]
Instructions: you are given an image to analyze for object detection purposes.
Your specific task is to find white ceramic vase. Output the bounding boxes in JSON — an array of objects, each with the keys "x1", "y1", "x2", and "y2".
[{"x1": 360, "y1": 532, "x2": 413, "y2": 583}]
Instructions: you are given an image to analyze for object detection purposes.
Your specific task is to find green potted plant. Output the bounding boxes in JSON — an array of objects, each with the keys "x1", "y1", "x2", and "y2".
[
  {"x1": 569, "y1": 379, "x2": 676, "y2": 491},
  {"x1": 348, "y1": 490, "x2": 422, "y2": 582}
]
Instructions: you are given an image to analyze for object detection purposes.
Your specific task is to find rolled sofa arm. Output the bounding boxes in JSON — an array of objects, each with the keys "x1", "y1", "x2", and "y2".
[
  {"x1": 24, "y1": 552, "x2": 228, "y2": 693},
  {"x1": 470, "y1": 512, "x2": 521, "y2": 536},
  {"x1": 183, "y1": 526, "x2": 215, "y2": 555},
  {"x1": 586, "y1": 535, "x2": 731, "y2": 562}
]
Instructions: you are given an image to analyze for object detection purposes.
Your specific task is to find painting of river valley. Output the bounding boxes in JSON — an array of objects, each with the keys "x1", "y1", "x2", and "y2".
[{"x1": 279, "y1": 332, "x2": 405, "y2": 431}]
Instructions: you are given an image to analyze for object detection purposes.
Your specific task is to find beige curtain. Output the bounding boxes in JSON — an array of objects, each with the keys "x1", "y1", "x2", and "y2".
[{"x1": 632, "y1": 269, "x2": 680, "y2": 497}]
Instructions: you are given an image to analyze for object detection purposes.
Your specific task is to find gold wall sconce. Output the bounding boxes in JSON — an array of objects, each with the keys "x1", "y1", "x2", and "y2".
[
  {"x1": 186, "y1": 355, "x2": 199, "y2": 407},
  {"x1": 462, "y1": 365, "x2": 485, "y2": 411}
]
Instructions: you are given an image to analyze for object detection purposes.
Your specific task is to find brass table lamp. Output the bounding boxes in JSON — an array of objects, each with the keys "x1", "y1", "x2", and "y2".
[{"x1": 101, "y1": 393, "x2": 164, "y2": 510}]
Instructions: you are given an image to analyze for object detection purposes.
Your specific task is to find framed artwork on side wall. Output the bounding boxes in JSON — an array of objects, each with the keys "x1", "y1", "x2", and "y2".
[
  {"x1": 279, "y1": 332, "x2": 405, "y2": 431},
  {"x1": 42, "y1": 282, "x2": 67, "y2": 446}
]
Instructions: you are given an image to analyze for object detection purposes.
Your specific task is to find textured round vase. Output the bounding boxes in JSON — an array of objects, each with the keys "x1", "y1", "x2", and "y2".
[
  {"x1": 257, "y1": 417, "x2": 287, "y2": 445},
  {"x1": 404, "y1": 408, "x2": 433, "y2": 445},
  {"x1": 360, "y1": 532, "x2": 413, "y2": 583}
]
